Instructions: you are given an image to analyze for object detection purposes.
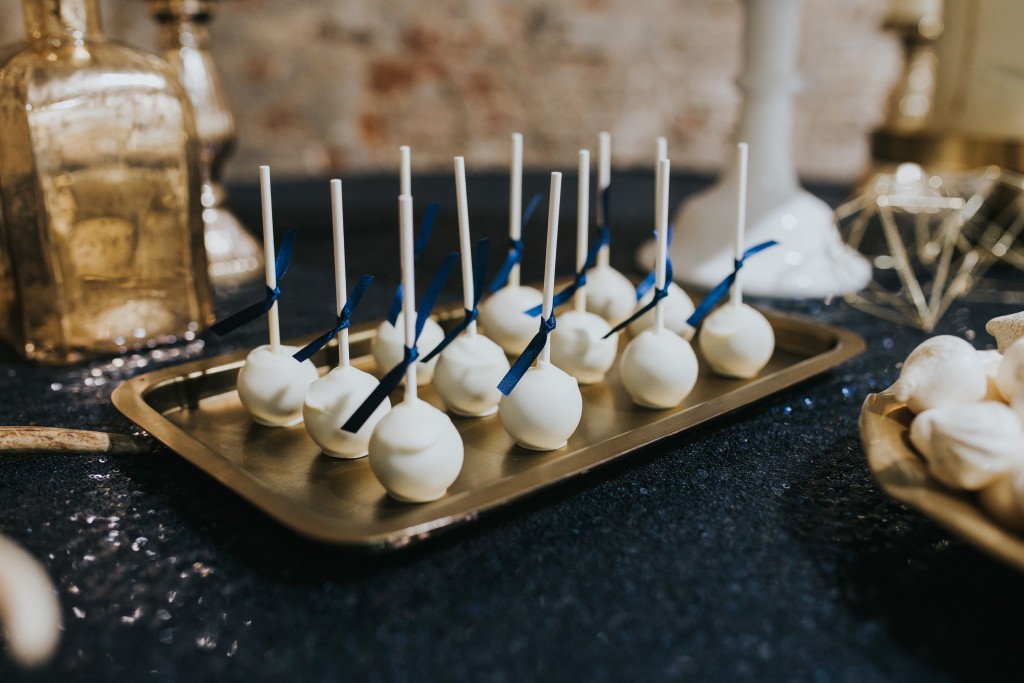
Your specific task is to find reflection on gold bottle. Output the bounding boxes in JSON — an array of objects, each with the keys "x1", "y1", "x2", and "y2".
[{"x1": 0, "y1": 0, "x2": 214, "y2": 363}]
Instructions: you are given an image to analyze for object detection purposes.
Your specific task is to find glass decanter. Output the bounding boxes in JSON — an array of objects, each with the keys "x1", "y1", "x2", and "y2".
[
  {"x1": 150, "y1": 0, "x2": 263, "y2": 284},
  {"x1": 0, "y1": 0, "x2": 214, "y2": 363}
]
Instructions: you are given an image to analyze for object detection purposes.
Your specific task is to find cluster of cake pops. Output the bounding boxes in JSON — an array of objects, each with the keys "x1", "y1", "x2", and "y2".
[{"x1": 213, "y1": 134, "x2": 779, "y2": 506}]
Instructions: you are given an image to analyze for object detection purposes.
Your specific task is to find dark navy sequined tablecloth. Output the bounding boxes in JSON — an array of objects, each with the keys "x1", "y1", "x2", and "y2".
[{"x1": 1, "y1": 172, "x2": 1021, "y2": 682}]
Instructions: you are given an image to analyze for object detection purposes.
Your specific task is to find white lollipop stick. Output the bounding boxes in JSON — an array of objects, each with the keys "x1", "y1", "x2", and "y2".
[
  {"x1": 732, "y1": 142, "x2": 749, "y2": 307},
  {"x1": 575, "y1": 150, "x2": 590, "y2": 314},
  {"x1": 656, "y1": 136, "x2": 668, "y2": 163},
  {"x1": 399, "y1": 194, "x2": 417, "y2": 402},
  {"x1": 454, "y1": 156, "x2": 476, "y2": 338},
  {"x1": 259, "y1": 165, "x2": 281, "y2": 353},
  {"x1": 596, "y1": 131, "x2": 611, "y2": 268},
  {"x1": 330, "y1": 179, "x2": 350, "y2": 368},
  {"x1": 509, "y1": 132, "x2": 524, "y2": 288},
  {"x1": 540, "y1": 172, "x2": 562, "y2": 365},
  {"x1": 400, "y1": 146, "x2": 411, "y2": 196},
  {"x1": 655, "y1": 158, "x2": 670, "y2": 334}
]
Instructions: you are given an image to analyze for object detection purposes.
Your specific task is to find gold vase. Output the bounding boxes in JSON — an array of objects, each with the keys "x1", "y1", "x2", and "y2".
[{"x1": 0, "y1": 0, "x2": 214, "y2": 363}]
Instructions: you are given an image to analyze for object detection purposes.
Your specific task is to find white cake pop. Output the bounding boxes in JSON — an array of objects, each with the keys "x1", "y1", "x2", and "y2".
[
  {"x1": 551, "y1": 149, "x2": 618, "y2": 384},
  {"x1": 371, "y1": 145, "x2": 445, "y2": 384},
  {"x1": 478, "y1": 132, "x2": 544, "y2": 355},
  {"x1": 235, "y1": 166, "x2": 317, "y2": 426},
  {"x1": 698, "y1": 143, "x2": 776, "y2": 379},
  {"x1": 619, "y1": 158, "x2": 699, "y2": 409},
  {"x1": 499, "y1": 172, "x2": 583, "y2": 450},
  {"x1": 431, "y1": 157, "x2": 510, "y2": 416},
  {"x1": 368, "y1": 194, "x2": 464, "y2": 503},
  {"x1": 585, "y1": 131, "x2": 640, "y2": 325},
  {"x1": 303, "y1": 180, "x2": 390, "y2": 458}
]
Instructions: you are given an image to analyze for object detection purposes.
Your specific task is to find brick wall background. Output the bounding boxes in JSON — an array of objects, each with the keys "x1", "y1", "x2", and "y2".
[{"x1": 0, "y1": 0, "x2": 902, "y2": 183}]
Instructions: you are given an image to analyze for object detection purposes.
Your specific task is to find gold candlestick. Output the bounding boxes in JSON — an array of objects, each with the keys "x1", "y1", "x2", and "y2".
[{"x1": 150, "y1": 0, "x2": 263, "y2": 284}]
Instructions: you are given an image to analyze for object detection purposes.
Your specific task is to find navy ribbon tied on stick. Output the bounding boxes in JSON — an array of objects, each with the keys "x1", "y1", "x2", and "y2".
[
  {"x1": 635, "y1": 226, "x2": 674, "y2": 301},
  {"x1": 496, "y1": 314, "x2": 557, "y2": 396},
  {"x1": 683, "y1": 240, "x2": 779, "y2": 329},
  {"x1": 341, "y1": 252, "x2": 460, "y2": 433},
  {"x1": 602, "y1": 258, "x2": 675, "y2": 339},
  {"x1": 209, "y1": 228, "x2": 297, "y2": 336},
  {"x1": 386, "y1": 202, "x2": 440, "y2": 326},
  {"x1": 291, "y1": 275, "x2": 374, "y2": 362},
  {"x1": 523, "y1": 237, "x2": 604, "y2": 317},
  {"x1": 485, "y1": 192, "x2": 543, "y2": 293},
  {"x1": 421, "y1": 238, "x2": 490, "y2": 363}
]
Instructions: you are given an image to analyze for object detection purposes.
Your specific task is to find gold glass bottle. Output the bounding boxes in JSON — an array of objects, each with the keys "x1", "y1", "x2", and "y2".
[
  {"x1": 0, "y1": 0, "x2": 214, "y2": 363},
  {"x1": 150, "y1": 0, "x2": 263, "y2": 284}
]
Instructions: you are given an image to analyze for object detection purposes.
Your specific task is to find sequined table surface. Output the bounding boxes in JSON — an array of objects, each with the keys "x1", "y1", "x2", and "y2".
[{"x1": 1, "y1": 172, "x2": 1021, "y2": 682}]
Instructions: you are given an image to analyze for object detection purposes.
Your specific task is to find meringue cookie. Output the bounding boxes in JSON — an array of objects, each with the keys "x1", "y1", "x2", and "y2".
[
  {"x1": 697, "y1": 302, "x2": 775, "y2": 379},
  {"x1": 368, "y1": 398, "x2": 464, "y2": 502},
  {"x1": 584, "y1": 264, "x2": 636, "y2": 325},
  {"x1": 550, "y1": 310, "x2": 619, "y2": 385},
  {"x1": 627, "y1": 282, "x2": 696, "y2": 338},
  {"x1": 237, "y1": 345, "x2": 319, "y2": 427},
  {"x1": 986, "y1": 311, "x2": 1024, "y2": 353},
  {"x1": 478, "y1": 285, "x2": 544, "y2": 356},
  {"x1": 979, "y1": 464, "x2": 1024, "y2": 532},
  {"x1": 995, "y1": 338, "x2": 1024, "y2": 404},
  {"x1": 433, "y1": 334, "x2": 510, "y2": 416},
  {"x1": 894, "y1": 335, "x2": 987, "y2": 414},
  {"x1": 303, "y1": 365, "x2": 391, "y2": 458},
  {"x1": 372, "y1": 313, "x2": 445, "y2": 385},
  {"x1": 498, "y1": 360, "x2": 582, "y2": 450},
  {"x1": 977, "y1": 349, "x2": 1004, "y2": 403},
  {"x1": 620, "y1": 328, "x2": 699, "y2": 408},
  {"x1": 918, "y1": 401, "x2": 1023, "y2": 490}
]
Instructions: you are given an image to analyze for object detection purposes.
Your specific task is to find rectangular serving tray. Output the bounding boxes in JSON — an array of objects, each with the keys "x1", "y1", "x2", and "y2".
[{"x1": 112, "y1": 308, "x2": 864, "y2": 550}]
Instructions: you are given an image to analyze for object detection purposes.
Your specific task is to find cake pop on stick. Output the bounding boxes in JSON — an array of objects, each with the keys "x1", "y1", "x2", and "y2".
[
  {"x1": 478, "y1": 132, "x2": 544, "y2": 355},
  {"x1": 300, "y1": 180, "x2": 389, "y2": 458},
  {"x1": 428, "y1": 157, "x2": 510, "y2": 416},
  {"x1": 498, "y1": 173, "x2": 583, "y2": 450},
  {"x1": 584, "y1": 131, "x2": 638, "y2": 326},
  {"x1": 226, "y1": 166, "x2": 318, "y2": 426},
  {"x1": 698, "y1": 143, "x2": 776, "y2": 379},
  {"x1": 629, "y1": 137, "x2": 695, "y2": 337},
  {"x1": 549, "y1": 149, "x2": 618, "y2": 384},
  {"x1": 616, "y1": 159, "x2": 698, "y2": 408},
  {"x1": 372, "y1": 146, "x2": 445, "y2": 384},
  {"x1": 366, "y1": 195, "x2": 464, "y2": 503}
]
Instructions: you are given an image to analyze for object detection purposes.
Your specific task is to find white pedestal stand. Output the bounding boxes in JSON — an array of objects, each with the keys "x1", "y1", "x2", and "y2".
[{"x1": 664, "y1": 0, "x2": 870, "y2": 298}]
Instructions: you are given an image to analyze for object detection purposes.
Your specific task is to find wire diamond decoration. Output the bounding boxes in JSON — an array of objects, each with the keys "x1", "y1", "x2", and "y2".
[{"x1": 837, "y1": 164, "x2": 1024, "y2": 331}]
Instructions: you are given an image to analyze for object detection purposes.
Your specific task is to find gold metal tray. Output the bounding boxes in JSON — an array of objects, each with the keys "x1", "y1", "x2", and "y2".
[
  {"x1": 113, "y1": 308, "x2": 864, "y2": 550},
  {"x1": 861, "y1": 390, "x2": 1024, "y2": 571}
]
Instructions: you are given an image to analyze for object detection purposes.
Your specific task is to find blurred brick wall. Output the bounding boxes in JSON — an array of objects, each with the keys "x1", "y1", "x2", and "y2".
[{"x1": 0, "y1": 0, "x2": 900, "y2": 183}]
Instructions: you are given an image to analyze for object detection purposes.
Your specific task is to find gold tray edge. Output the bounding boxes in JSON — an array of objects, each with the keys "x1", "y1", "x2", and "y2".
[{"x1": 860, "y1": 390, "x2": 1024, "y2": 572}]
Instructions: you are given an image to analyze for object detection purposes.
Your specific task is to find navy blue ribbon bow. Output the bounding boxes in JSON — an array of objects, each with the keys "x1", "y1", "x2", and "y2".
[
  {"x1": 421, "y1": 238, "x2": 490, "y2": 363},
  {"x1": 602, "y1": 257, "x2": 675, "y2": 339},
  {"x1": 485, "y1": 192, "x2": 543, "y2": 293},
  {"x1": 635, "y1": 226, "x2": 675, "y2": 302},
  {"x1": 342, "y1": 252, "x2": 460, "y2": 433},
  {"x1": 386, "y1": 202, "x2": 440, "y2": 326},
  {"x1": 523, "y1": 237, "x2": 604, "y2": 317},
  {"x1": 292, "y1": 275, "x2": 374, "y2": 362},
  {"x1": 684, "y1": 240, "x2": 779, "y2": 329},
  {"x1": 496, "y1": 314, "x2": 557, "y2": 396},
  {"x1": 209, "y1": 228, "x2": 297, "y2": 336}
]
